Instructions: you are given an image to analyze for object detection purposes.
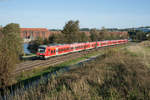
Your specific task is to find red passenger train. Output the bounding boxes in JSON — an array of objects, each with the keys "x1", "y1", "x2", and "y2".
[{"x1": 36, "y1": 39, "x2": 128, "y2": 59}]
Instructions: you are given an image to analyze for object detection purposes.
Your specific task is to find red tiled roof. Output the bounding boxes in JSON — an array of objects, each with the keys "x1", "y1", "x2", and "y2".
[{"x1": 21, "y1": 28, "x2": 48, "y2": 31}]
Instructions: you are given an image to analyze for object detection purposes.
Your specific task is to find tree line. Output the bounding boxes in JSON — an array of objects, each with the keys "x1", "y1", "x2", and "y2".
[
  {"x1": 128, "y1": 30, "x2": 150, "y2": 41},
  {"x1": 28, "y1": 20, "x2": 128, "y2": 53}
]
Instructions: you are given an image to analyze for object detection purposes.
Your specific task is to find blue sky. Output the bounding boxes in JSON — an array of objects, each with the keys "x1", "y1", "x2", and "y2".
[{"x1": 0, "y1": 0, "x2": 150, "y2": 29}]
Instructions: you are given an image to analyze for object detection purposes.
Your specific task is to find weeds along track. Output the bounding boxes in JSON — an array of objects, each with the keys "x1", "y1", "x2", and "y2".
[{"x1": 14, "y1": 45, "x2": 126, "y2": 74}]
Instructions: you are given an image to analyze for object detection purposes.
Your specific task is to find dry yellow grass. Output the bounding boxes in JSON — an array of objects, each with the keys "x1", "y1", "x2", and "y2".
[
  {"x1": 2, "y1": 47, "x2": 150, "y2": 100},
  {"x1": 127, "y1": 43, "x2": 150, "y2": 68},
  {"x1": 139, "y1": 41, "x2": 150, "y2": 46}
]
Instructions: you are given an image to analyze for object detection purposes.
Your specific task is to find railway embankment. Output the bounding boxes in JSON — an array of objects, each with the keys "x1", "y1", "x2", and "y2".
[{"x1": 15, "y1": 44, "x2": 127, "y2": 82}]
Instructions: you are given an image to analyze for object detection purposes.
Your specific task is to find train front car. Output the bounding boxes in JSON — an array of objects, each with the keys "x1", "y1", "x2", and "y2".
[{"x1": 36, "y1": 45, "x2": 47, "y2": 59}]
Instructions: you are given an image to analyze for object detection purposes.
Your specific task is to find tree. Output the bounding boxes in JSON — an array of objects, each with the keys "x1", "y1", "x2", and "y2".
[
  {"x1": 48, "y1": 34, "x2": 56, "y2": 43},
  {"x1": 99, "y1": 27, "x2": 110, "y2": 40},
  {"x1": 79, "y1": 32, "x2": 89, "y2": 42},
  {"x1": 0, "y1": 33, "x2": 20, "y2": 88},
  {"x1": 136, "y1": 31, "x2": 146, "y2": 41},
  {"x1": 54, "y1": 33, "x2": 65, "y2": 43},
  {"x1": 28, "y1": 37, "x2": 44, "y2": 53},
  {"x1": 2, "y1": 23, "x2": 20, "y2": 35},
  {"x1": 2, "y1": 23, "x2": 23, "y2": 55},
  {"x1": 48, "y1": 33, "x2": 65, "y2": 44},
  {"x1": 43, "y1": 38, "x2": 49, "y2": 44},
  {"x1": 62, "y1": 20, "x2": 80, "y2": 43},
  {"x1": 90, "y1": 29, "x2": 99, "y2": 41},
  {"x1": 0, "y1": 23, "x2": 23, "y2": 88}
]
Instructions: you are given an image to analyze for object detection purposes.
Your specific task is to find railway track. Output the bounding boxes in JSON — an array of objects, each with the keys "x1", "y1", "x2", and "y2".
[
  {"x1": 14, "y1": 49, "x2": 92, "y2": 74},
  {"x1": 14, "y1": 44, "x2": 126, "y2": 74}
]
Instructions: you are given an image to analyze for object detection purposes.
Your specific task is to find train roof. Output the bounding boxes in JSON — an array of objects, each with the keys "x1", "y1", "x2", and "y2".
[
  {"x1": 38, "y1": 39, "x2": 127, "y2": 49},
  {"x1": 39, "y1": 45, "x2": 47, "y2": 48}
]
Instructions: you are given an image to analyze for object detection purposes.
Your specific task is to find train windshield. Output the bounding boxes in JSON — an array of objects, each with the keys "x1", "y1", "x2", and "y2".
[{"x1": 38, "y1": 47, "x2": 46, "y2": 53}]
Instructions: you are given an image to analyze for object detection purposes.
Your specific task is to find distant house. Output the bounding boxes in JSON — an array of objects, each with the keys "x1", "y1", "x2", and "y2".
[{"x1": 20, "y1": 28, "x2": 51, "y2": 43}]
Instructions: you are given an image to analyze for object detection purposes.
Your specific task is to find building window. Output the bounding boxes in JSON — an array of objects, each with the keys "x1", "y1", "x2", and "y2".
[
  {"x1": 29, "y1": 31, "x2": 34, "y2": 40},
  {"x1": 36, "y1": 31, "x2": 40, "y2": 38},
  {"x1": 42, "y1": 31, "x2": 45, "y2": 39},
  {"x1": 23, "y1": 31, "x2": 28, "y2": 39}
]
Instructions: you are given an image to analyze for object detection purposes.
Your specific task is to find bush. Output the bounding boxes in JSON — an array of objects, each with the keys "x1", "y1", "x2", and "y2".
[{"x1": 28, "y1": 37, "x2": 44, "y2": 53}]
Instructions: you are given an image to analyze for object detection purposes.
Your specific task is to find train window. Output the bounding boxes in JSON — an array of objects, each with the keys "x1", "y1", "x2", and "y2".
[
  {"x1": 38, "y1": 47, "x2": 46, "y2": 53},
  {"x1": 51, "y1": 50, "x2": 54, "y2": 54},
  {"x1": 54, "y1": 50, "x2": 55, "y2": 53}
]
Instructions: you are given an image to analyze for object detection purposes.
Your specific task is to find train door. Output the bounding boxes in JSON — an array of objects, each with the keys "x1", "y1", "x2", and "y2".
[
  {"x1": 50, "y1": 48, "x2": 56, "y2": 56},
  {"x1": 56, "y1": 48, "x2": 58, "y2": 55},
  {"x1": 99, "y1": 42, "x2": 101, "y2": 47},
  {"x1": 48, "y1": 48, "x2": 51, "y2": 56}
]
